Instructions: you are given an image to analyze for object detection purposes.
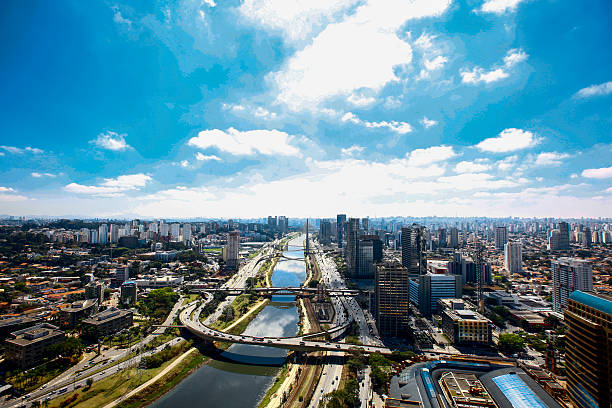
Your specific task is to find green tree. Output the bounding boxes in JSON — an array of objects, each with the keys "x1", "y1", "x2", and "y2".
[{"x1": 498, "y1": 333, "x2": 525, "y2": 354}]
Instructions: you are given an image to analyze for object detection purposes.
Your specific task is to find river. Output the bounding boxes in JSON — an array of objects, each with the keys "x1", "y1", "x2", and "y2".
[{"x1": 150, "y1": 234, "x2": 306, "y2": 408}]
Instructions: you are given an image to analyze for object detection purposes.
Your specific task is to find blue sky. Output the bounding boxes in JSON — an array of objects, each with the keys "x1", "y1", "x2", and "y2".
[{"x1": 0, "y1": 0, "x2": 611, "y2": 218}]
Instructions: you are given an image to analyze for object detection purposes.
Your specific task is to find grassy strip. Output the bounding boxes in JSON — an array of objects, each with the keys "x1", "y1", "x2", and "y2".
[
  {"x1": 117, "y1": 350, "x2": 206, "y2": 408},
  {"x1": 225, "y1": 300, "x2": 269, "y2": 335},
  {"x1": 257, "y1": 363, "x2": 289, "y2": 408},
  {"x1": 210, "y1": 294, "x2": 263, "y2": 331}
]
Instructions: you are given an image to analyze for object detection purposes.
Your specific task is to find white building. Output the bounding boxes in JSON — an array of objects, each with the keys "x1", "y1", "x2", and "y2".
[
  {"x1": 551, "y1": 257, "x2": 593, "y2": 311},
  {"x1": 182, "y1": 223, "x2": 192, "y2": 243},
  {"x1": 224, "y1": 231, "x2": 240, "y2": 270},
  {"x1": 110, "y1": 224, "x2": 119, "y2": 243},
  {"x1": 98, "y1": 224, "x2": 108, "y2": 245},
  {"x1": 504, "y1": 241, "x2": 522, "y2": 274},
  {"x1": 170, "y1": 223, "x2": 180, "y2": 241}
]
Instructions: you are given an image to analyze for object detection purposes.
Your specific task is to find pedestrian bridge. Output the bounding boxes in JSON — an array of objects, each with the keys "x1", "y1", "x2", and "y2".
[
  {"x1": 190, "y1": 286, "x2": 360, "y2": 297},
  {"x1": 179, "y1": 302, "x2": 391, "y2": 355}
]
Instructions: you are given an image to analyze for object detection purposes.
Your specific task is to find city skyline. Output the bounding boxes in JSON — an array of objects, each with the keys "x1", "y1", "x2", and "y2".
[{"x1": 1, "y1": 1, "x2": 611, "y2": 218}]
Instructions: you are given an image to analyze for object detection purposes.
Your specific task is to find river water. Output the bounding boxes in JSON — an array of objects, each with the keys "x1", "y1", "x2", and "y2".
[{"x1": 151, "y1": 235, "x2": 306, "y2": 408}]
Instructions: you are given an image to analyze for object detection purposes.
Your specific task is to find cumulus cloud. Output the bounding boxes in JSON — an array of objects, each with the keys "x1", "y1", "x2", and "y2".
[
  {"x1": 581, "y1": 166, "x2": 612, "y2": 179},
  {"x1": 497, "y1": 155, "x2": 519, "y2": 170},
  {"x1": 342, "y1": 112, "x2": 413, "y2": 134},
  {"x1": 476, "y1": 128, "x2": 540, "y2": 152},
  {"x1": 0, "y1": 146, "x2": 44, "y2": 154},
  {"x1": 188, "y1": 128, "x2": 302, "y2": 156},
  {"x1": 420, "y1": 117, "x2": 438, "y2": 129},
  {"x1": 91, "y1": 131, "x2": 132, "y2": 151},
  {"x1": 341, "y1": 145, "x2": 365, "y2": 157},
  {"x1": 454, "y1": 160, "x2": 491, "y2": 174},
  {"x1": 573, "y1": 81, "x2": 612, "y2": 99},
  {"x1": 406, "y1": 145, "x2": 456, "y2": 166},
  {"x1": 195, "y1": 152, "x2": 222, "y2": 162},
  {"x1": 532, "y1": 152, "x2": 570, "y2": 166},
  {"x1": 479, "y1": 0, "x2": 527, "y2": 14},
  {"x1": 461, "y1": 48, "x2": 528, "y2": 84},
  {"x1": 0, "y1": 186, "x2": 28, "y2": 202},
  {"x1": 65, "y1": 173, "x2": 152, "y2": 196},
  {"x1": 267, "y1": 0, "x2": 451, "y2": 110}
]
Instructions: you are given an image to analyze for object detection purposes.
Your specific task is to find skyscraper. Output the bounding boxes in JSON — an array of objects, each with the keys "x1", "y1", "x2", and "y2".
[
  {"x1": 267, "y1": 216, "x2": 277, "y2": 230},
  {"x1": 357, "y1": 239, "x2": 374, "y2": 278},
  {"x1": 182, "y1": 223, "x2": 191, "y2": 243},
  {"x1": 375, "y1": 262, "x2": 410, "y2": 337},
  {"x1": 336, "y1": 214, "x2": 346, "y2": 248},
  {"x1": 98, "y1": 224, "x2": 108, "y2": 245},
  {"x1": 360, "y1": 234, "x2": 383, "y2": 263},
  {"x1": 110, "y1": 224, "x2": 119, "y2": 243},
  {"x1": 345, "y1": 218, "x2": 360, "y2": 278},
  {"x1": 565, "y1": 291, "x2": 611, "y2": 408},
  {"x1": 170, "y1": 223, "x2": 180, "y2": 241},
  {"x1": 319, "y1": 219, "x2": 332, "y2": 245},
  {"x1": 401, "y1": 225, "x2": 426, "y2": 275},
  {"x1": 551, "y1": 257, "x2": 593, "y2": 311},
  {"x1": 558, "y1": 221, "x2": 570, "y2": 250},
  {"x1": 224, "y1": 231, "x2": 240, "y2": 270},
  {"x1": 361, "y1": 218, "x2": 369, "y2": 231},
  {"x1": 439, "y1": 228, "x2": 447, "y2": 248},
  {"x1": 503, "y1": 241, "x2": 522, "y2": 274},
  {"x1": 417, "y1": 273, "x2": 462, "y2": 316},
  {"x1": 278, "y1": 216, "x2": 288, "y2": 234},
  {"x1": 449, "y1": 227, "x2": 459, "y2": 248},
  {"x1": 494, "y1": 226, "x2": 508, "y2": 250}
]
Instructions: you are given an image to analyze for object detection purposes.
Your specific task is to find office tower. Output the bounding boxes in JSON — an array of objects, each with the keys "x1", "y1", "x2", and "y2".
[
  {"x1": 160, "y1": 223, "x2": 170, "y2": 238},
  {"x1": 448, "y1": 253, "x2": 492, "y2": 285},
  {"x1": 182, "y1": 223, "x2": 191, "y2": 243},
  {"x1": 345, "y1": 218, "x2": 360, "y2": 278},
  {"x1": 439, "y1": 228, "x2": 447, "y2": 248},
  {"x1": 85, "y1": 281, "x2": 105, "y2": 305},
  {"x1": 319, "y1": 219, "x2": 332, "y2": 245},
  {"x1": 90, "y1": 229, "x2": 99, "y2": 244},
  {"x1": 551, "y1": 258, "x2": 593, "y2": 311},
  {"x1": 357, "y1": 240, "x2": 374, "y2": 278},
  {"x1": 360, "y1": 234, "x2": 383, "y2": 263},
  {"x1": 494, "y1": 226, "x2": 507, "y2": 250},
  {"x1": 170, "y1": 223, "x2": 180, "y2": 241},
  {"x1": 375, "y1": 263, "x2": 410, "y2": 337},
  {"x1": 278, "y1": 216, "x2": 288, "y2": 234},
  {"x1": 401, "y1": 225, "x2": 426, "y2": 275},
  {"x1": 149, "y1": 222, "x2": 158, "y2": 234},
  {"x1": 120, "y1": 281, "x2": 137, "y2": 305},
  {"x1": 109, "y1": 224, "x2": 119, "y2": 243},
  {"x1": 267, "y1": 216, "x2": 277, "y2": 230},
  {"x1": 558, "y1": 221, "x2": 570, "y2": 250},
  {"x1": 224, "y1": 231, "x2": 240, "y2": 270},
  {"x1": 98, "y1": 224, "x2": 108, "y2": 245},
  {"x1": 114, "y1": 266, "x2": 130, "y2": 285},
  {"x1": 417, "y1": 273, "x2": 462, "y2": 316},
  {"x1": 548, "y1": 229, "x2": 561, "y2": 250},
  {"x1": 361, "y1": 218, "x2": 369, "y2": 231},
  {"x1": 565, "y1": 291, "x2": 612, "y2": 408},
  {"x1": 449, "y1": 227, "x2": 458, "y2": 248},
  {"x1": 503, "y1": 241, "x2": 522, "y2": 274},
  {"x1": 337, "y1": 214, "x2": 346, "y2": 248}
]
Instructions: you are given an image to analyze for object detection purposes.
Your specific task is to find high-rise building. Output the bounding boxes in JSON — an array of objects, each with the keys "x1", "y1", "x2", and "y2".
[
  {"x1": 98, "y1": 224, "x2": 108, "y2": 245},
  {"x1": 416, "y1": 273, "x2": 462, "y2": 316},
  {"x1": 401, "y1": 225, "x2": 426, "y2": 275},
  {"x1": 90, "y1": 229, "x2": 99, "y2": 244},
  {"x1": 359, "y1": 234, "x2": 383, "y2": 263},
  {"x1": 182, "y1": 223, "x2": 191, "y2": 243},
  {"x1": 357, "y1": 240, "x2": 374, "y2": 278},
  {"x1": 160, "y1": 223, "x2": 170, "y2": 238},
  {"x1": 375, "y1": 263, "x2": 410, "y2": 337},
  {"x1": 494, "y1": 226, "x2": 507, "y2": 250},
  {"x1": 439, "y1": 228, "x2": 447, "y2": 248},
  {"x1": 110, "y1": 224, "x2": 119, "y2": 243},
  {"x1": 565, "y1": 291, "x2": 612, "y2": 408},
  {"x1": 319, "y1": 219, "x2": 332, "y2": 245},
  {"x1": 504, "y1": 241, "x2": 522, "y2": 274},
  {"x1": 85, "y1": 281, "x2": 105, "y2": 305},
  {"x1": 449, "y1": 227, "x2": 459, "y2": 249},
  {"x1": 361, "y1": 218, "x2": 369, "y2": 231},
  {"x1": 548, "y1": 229, "x2": 561, "y2": 250},
  {"x1": 224, "y1": 231, "x2": 240, "y2": 270},
  {"x1": 551, "y1": 258, "x2": 593, "y2": 311},
  {"x1": 267, "y1": 216, "x2": 277, "y2": 230},
  {"x1": 120, "y1": 281, "x2": 137, "y2": 306},
  {"x1": 278, "y1": 216, "x2": 288, "y2": 234},
  {"x1": 558, "y1": 221, "x2": 570, "y2": 250},
  {"x1": 448, "y1": 252, "x2": 492, "y2": 285},
  {"x1": 170, "y1": 223, "x2": 180, "y2": 241},
  {"x1": 345, "y1": 218, "x2": 360, "y2": 278},
  {"x1": 336, "y1": 214, "x2": 346, "y2": 248}
]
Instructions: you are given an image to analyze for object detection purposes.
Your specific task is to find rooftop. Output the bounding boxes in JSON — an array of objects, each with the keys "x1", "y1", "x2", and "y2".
[{"x1": 569, "y1": 290, "x2": 612, "y2": 316}]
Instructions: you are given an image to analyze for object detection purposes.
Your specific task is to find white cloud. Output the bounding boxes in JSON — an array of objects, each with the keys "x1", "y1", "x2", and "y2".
[
  {"x1": 0, "y1": 187, "x2": 27, "y2": 202},
  {"x1": 424, "y1": 55, "x2": 448, "y2": 71},
  {"x1": 497, "y1": 155, "x2": 518, "y2": 170},
  {"x1": 0, "y1": 146, "x2": 44, "y2": 154},
  {"x1": 342, "y1": 112, "x2": 413, "y2": 134},
  {"x1": 479, "y1": 0, "x2": 526, "y2": 14},
  {"x1": 65, "y1": 173, "x2": 152, "y2": 196},
  {"x1": 195, "y1": 152, "x2": 222, "y2": 162},
  {"x1": 268, "y1": 0, "x2": 451, "y2": 110},
  {"x1": 574, "y1": 81, "x2": 612, "y2": 99},
  {"x1": 341, "y1": 145, "x2": 365, "y2": 157},
  {"x1": 253, "y1": 106, "x2": 277, "y2": 119},
  {"x1": 347, "y1": 93, "x2": 377, "y2": 107},
  {"x1": 461, "y1": 48, "x2": 528, "y2": 84},
  {"x1": 582, "y1": 166, "x2": 612, "y2": 179},
  {"x1": 605, "y1": 187, "x2": 612, "y2": 193},
  {"x1": 420, "y1": 117, "x2": 438, "y2": 129},
  {"x1": 406, "y1": 145, "x2": 456, "y2": 166},
  {"x1": 533, "y1": 152, "x2": 570, "y2": 166},
  {"x1": 455, "y1": 160, "x2": 491, "y2": 173},
  {"x1": 476, "y1": 128, "x2": 540, "y2": 152},
  {"x1": 570, "y1": 173, "x2": 578, "y2": 179},
  {"x1": 92, "y1": 131, "x2": 132, "y2": 151},
  {"x1": 188, "y1": 128, "x2": 302, "y2": 156},
  {"x1": 31, "y1": 172, "x2": 57, "y2": 178},
  {"x1": 180, "y1": 160, "x2": 189, "y2": 168}
]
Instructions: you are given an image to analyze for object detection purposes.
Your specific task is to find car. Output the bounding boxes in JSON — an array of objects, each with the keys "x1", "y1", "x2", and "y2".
[
  {"x1": 335, "y1": 345, "x2": 341, "y2": 349},
  {"x1": 41, "y1": 385, "x2": 47, "y2": 389},
  {"x1": 58, "y1": 387, "x2": 68, "y2": 394}
]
